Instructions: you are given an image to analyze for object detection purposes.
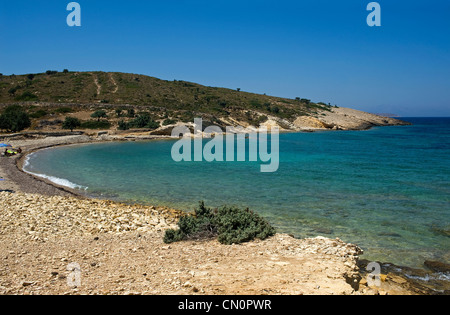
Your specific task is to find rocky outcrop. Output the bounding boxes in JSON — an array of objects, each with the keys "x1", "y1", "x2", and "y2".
[
  {"x1": 314, "y1": 107, "x2": 411, "y2": 131},
  {"x1": 250, "y1": 107, "x2": 412, "y2": 132},
  {"x1": 293, "y1": 116, "x2": 331, "y2": 130},
  {"x1": 424, "y1": 261, "x2": 450, "y2": 273}
]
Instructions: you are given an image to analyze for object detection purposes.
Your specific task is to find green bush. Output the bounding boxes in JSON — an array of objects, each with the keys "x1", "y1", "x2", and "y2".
[
  {"x1": 164, "y1": 202, "x2": 276, "y2": 245},
  {"x1": 163, "y1": 229, "x2": 185, "y2": 244},
  {"x1": 117, "y1": 120, "x2": 129, "y2": 130},
  {"x1": 214, "y1": 206, "x2": 276, "y2": 245},
  {"x1": 0, "y1": 105, "x2": 31, "y2": 132},
  {"x1": 162, "y1": 118, "x2": 177, "y2": 126},
  {"x1": 62, "y1": 117, "x2": 81, "y2": 132},
  {"x1": 55, "y1": 107, "x2": 73, "y2": 114},
  {"x1": 29, "y1": 109, "x2": 48, "y2": 118},
  {"x1": 115, "y1": 108, "x2": 124, "y2": 117},
  {"x1": 15, "y1": 91, "x2": 38, "y2": 101},
  {"x1": 129, "y1": 114, "x2": 160, "y2": 130},
  {"x1": 127, "y1": 108, "x2": 135, "y2": 118},
  {"x1": 91, "y1": 110, "x2": 107, "y2": 121},
  {"x1": 80, "y1": 120, "x2": 111, "y2": 129},
  {"x1": 8, "y1": 87, "x2": 18, "y2": 95}
]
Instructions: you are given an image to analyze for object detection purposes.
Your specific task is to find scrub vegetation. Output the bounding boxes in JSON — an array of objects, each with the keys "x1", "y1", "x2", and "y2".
[{"x1": 164, "y1": 202, "x2": 276, "y2": 245}]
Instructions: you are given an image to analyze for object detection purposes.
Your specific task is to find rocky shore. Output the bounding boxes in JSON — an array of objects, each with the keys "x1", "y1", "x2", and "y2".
[
  {"x1": 0, "y1": 191, "x2": 365, "y2": 295},
  {"x1": 0, "y1": 133, "x2": 441, "y2": 295}
]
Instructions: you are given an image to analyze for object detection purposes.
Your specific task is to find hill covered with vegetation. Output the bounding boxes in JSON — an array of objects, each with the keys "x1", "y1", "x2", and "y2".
[{"x1": 0, "y1": 70, "x2": 333, "y2": 132}]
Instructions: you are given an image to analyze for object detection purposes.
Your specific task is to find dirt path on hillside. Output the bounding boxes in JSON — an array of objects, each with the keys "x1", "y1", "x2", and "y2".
[
  {"x1": 109, "y1": 73, "x2": 118, "y2": 94},
  {"x1": 93, "y1": 74, "x2": 101, "y2": 96}
]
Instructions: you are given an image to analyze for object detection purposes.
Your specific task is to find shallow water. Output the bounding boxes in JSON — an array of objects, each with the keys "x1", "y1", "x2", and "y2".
[{"x1": 25, "y1": 118, "x2": 450, "y2": 269}]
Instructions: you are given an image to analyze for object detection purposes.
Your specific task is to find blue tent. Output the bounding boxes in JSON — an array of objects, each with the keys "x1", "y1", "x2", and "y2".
[{"x1": 0, "y1": 144, "x2": 12, "y2": 147}]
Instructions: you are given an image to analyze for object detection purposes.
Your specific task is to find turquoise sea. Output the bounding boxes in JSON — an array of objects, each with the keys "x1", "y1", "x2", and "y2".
[{"x1": 25, "y1": 118, "x2": 449, "y2": 270}]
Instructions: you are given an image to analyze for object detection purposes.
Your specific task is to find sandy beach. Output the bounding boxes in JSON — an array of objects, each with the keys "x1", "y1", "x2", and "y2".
[{"x1": 0, "y1": 133, "x2": 440, "y2": 295}]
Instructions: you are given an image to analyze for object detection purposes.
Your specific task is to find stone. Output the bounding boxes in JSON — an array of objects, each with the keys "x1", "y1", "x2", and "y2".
[
  {"x1": 22, "y1": 281, "x2": 34, "y2": 287},
  {"x1": 424, "y1": 260, "x2": 450, "y2": 273}
]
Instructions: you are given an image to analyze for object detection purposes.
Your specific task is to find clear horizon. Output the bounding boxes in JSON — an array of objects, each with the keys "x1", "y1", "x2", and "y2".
[{"x1": 1, "y1": 0, "x2": 449, "y2": 116}]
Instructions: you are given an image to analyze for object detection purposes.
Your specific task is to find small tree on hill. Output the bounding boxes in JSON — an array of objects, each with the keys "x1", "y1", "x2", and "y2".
[
  {"x1": 62, "y1": 117, "x2": 81, "y2": 132},
  {"x1": 91, "y1": 110, "x2": 107, "y2": 122}
]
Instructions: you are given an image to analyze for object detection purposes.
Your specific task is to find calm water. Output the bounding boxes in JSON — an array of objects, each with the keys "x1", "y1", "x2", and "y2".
[{"x1": 25, "y1": 118, "x2": 450, "y2": 269}]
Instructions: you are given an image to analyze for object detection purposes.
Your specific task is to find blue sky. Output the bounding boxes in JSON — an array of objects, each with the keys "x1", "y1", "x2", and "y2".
[{"x1": 0, "y1": 0, "x2": 449, "y2": 116}]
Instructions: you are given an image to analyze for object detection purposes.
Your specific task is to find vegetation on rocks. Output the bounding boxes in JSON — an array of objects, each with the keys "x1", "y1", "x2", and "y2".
[{"x1": 164, "y1": 202, "x2": 276, "y2": 245}]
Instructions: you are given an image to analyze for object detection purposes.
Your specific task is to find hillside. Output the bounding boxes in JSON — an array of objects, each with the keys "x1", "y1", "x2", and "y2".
[{"x1": 0, "y1": 71, "x2": 409, "y2": 133}]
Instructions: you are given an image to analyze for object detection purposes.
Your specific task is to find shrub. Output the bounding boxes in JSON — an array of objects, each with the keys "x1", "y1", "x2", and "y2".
[
  {"x1": 0, "y1": 105, "x2": 31, "y2": 132},
  {"x1": 127, "y1": 108, "x2": 135, "y2": 118},
  {"x1": 117, "y1": 120, "x2": 129, "y2": 130},
  {"x1": 163, "y1": 229, "x2": 185, "y2": 244},
  {"x1": 249, "y1": 99, "x2": 262, "y2": 108},
  {"x1": 55, "y1": 107, "x2": 73, "y2": 114},
  {"x1": 15, "y1": 91, "x2": 38, "y2": 101},
  {"x1": 178, "y1": 111, "x2": 195, "y2": 123},
  {"x1": 62, "y1": 117, "x2": 81, "y2": 132},
  {"x1": 46, "y1": 70, "x2": 58, "y2": 75},
  {"x1": 91, "y1": 110, "x2": 107, "y2": 121},
  {"x1": 130, "y1": 114, "x2": 149, "y2": 128},
  {"x1": 63, "y1": 69, "x2": 69, "y2": 73},
  {"x1": 162, "y1": 118, "x2": 177, "y2": 126},
  {"x1": 164, "y1": 202, "x2": 276, "y2": 245},
  {"x1": 115, "y1": 108, "x2": 124, "y2": 117},
  {"x1": 29, "y1": 109, "x2": 48, "y2": 118},
  {"x1": 129, "y1": 114, "x2": 160, "y2": 130},
  {"x1": 269, "y1": 105, "x2": 280, "y2": 114},
  {"x1": 80, "y1": 120, "x2": 111, "y2": 129},
  {"x1": 214, "y1": 206, "x2": 276, "y2": 245},
  {"x1": 301, "y1": 98, "x2": 311, "y2": 105},
  {"x1": 255, "y1": 115, "x2": 268, "y2": 126}
]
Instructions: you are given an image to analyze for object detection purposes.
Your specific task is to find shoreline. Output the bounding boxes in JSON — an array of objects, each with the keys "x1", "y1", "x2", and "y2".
[{"x1": 0, "y1": 132, "x2": 446, "y2": 295}]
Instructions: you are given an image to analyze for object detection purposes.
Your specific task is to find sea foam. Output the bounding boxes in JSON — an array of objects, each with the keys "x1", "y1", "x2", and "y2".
[{"x1": 23, "y1": 153, "x2": 88, "y2": 191}]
